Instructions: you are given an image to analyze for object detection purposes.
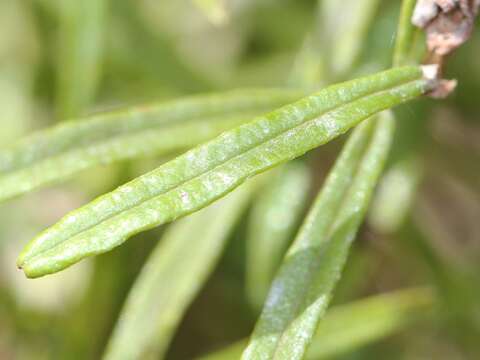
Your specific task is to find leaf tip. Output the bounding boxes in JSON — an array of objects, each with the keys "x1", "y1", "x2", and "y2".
[
  {"x1": 421, "y1": 64, "x2": 440, "y2": 80},
  {"x1": 421, "y1": 64, "x2": 457, "y2": 98},
  {"x1": 16, "y1": 253, "x2": 26, "y2": 269},
  {"x1": 16, "y1": 248, "x2": 56, "y2": 279},
  {"x1": 19, "y1": 262, "x2": 47, "y2": 279},
  {"x1": 16, "y1": 260, "x2": 39, "y2": 279}
]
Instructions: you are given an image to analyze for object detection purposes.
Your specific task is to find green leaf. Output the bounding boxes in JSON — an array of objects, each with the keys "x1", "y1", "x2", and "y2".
[
  {"x1": 18, "y1": 66, "x2": 430, "y2": 278},
  {"x1": 246, "y1": 162, "x2": 311, "y2": 310},
  {"x1": 200, "y1": 287, "x2": 434, "y2": 360},
  {"x1": 304, "y1": 287, "x2": 433, "y2": 358},
  {"x1": 242, "y1": 111, "x2": 395, "y2": 359},
  {"x1": 288, "y1": 35, "x2": 327, "y2": 88},
  {"x1": 103, "y1": 183, "x2": 255, "y2": 360},
  {"x1": 193, "y1": 0, "x2": 229, "y2": 26},
  {"x1": 56, "y1": 0, "x2": 109, "y2": 118},
  {"x1": 400, "y1": 217, "x2": 480, "y2": 334},
  {"x1": 290, "y1": 0, "x2": 380, "y2": 87},
  {"x1": 321, "y1": 0, "x2": 381, "y2": 77},
  {"x1": 0, "y1": 88, "x2": 300, "y2": 203},
  {"x1": 368, "y1": 0, "x2": 427, "y2": 235},
  {"x1": 369, "y1": 156, "x2": 422, "y2": 233},
  {"x1": 392, "y1": 0, "x2": 418, "y2": 66}
]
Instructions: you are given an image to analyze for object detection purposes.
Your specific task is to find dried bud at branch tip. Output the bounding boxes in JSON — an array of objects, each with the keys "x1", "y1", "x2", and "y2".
[
  {"x1": 421, "y1": 64, "x2": 440, "y2": 80},
  {"x1": 421, "y1": 64, "x2": 457, "y2": 98}
]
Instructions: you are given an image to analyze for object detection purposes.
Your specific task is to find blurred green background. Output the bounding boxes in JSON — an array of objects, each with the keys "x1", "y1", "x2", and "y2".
[{"x1": 0, "y1": 0, "x2": 479, "y2": 359}]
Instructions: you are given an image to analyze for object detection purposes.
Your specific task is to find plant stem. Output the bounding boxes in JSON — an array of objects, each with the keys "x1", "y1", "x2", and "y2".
[{"x1": 393, "y1": 0, "x2": 418, "y2": 66}]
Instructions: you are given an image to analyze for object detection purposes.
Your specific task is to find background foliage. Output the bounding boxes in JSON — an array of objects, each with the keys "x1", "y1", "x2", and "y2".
[{"x1": 0, "y1": 0, "x2": 479, "y2": 359}]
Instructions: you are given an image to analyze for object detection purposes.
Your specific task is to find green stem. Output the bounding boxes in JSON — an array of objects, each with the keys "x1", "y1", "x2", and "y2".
[{"x1": 393, "y1": 0, "x2": 417, "y2": 67}]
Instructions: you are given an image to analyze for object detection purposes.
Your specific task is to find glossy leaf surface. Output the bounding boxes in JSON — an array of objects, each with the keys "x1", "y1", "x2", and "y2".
[{"x1": 18, "y1": 66, "x2": 429, "y2": 278}]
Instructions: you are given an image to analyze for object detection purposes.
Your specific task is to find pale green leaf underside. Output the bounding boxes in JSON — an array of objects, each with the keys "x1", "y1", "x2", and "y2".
[
  {"x1": 18, "y1": 66, "x2": 429, "y2": 278},
  {"x1": 200, "y1": 287, "x2": 434, "y2": 360},
  {"x1": 242, "y1": 111, "x2": 395, "y2": 359},
  {"x1": 104, "y1": 183, "x2": 255, "y2": 360},
  {"x1": 0, "y1": 88, "x2": 301, "y2": 202}
]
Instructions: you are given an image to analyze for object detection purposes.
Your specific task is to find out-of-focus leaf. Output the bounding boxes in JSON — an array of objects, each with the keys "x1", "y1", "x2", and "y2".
[
  {"x1": 369, "y1": 156, "x2": 422, "y2": 233},
  {"x1": 246, "y1": 162, "x2": 311, "y2": 310},
  {"x1": 291, "y1": 0, "x2": 380, "y2": 87},
  {"x1": 56, "y1": 0, "x2": 109, "y2": 118},
  {"x1": 398, "y1": 216, "x2": 480, "y2": 354},
  {"x1": 367, "y1": 0, "x2": 425, "y2": 234},
  {"x1": 200, "y1": 287, "x2": 434, "y2": 360},
  {"x1": 0, "y1": 89, "x2": 301, "y2": 203},
  {"x1": 304, "y1": 287, "x2": 433, "y2": 358},
  {"x1": 392, "y1": 0, "x2": 418, "y2": 66},
  {"x1": 17, "y1": 66, "x2": 430, "y2": 278},
  {"x1": 106, "y1": 0, "x2": 214, "y2": 96},
  {"x1": 242, "y1": 112, "x2": 395, "y2": 360},
  {"x1": 321, "y1": 0, "x2": 381, "y2": 78},
  {"x1": 0, "y1": 1, "x2": 38, "y2": 145},
  {"x1": 103, "y1": 183, "x2": 255, "y2": 360},
  {"x1": 330, "y1": 247, "x2": 377, "y2": 304},
  {"x1": 288, "y1": 35, "x2": 326, "y2": 88},
  {"x1": 193, "y1": 0, "x2": 229, "y2": 25}
]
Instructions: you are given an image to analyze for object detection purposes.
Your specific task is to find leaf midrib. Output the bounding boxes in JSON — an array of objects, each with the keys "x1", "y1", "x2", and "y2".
[
  {"x1": 0, "y1": 111, "x2": 261, "y2": 179},
  {"x1": 24, "y1": 76, "x2": 421, "y2": 266},
  {"x1": 270, "y1": 127, "x2": 372, "y2": 359},
  {"x1": 272, "y1": 113, "x2": 392, "y2": 358},
  {"x1": 0, "y1": 102, "x2": 282, "y2": 175},
  {"x1": 0, "y1": 112, "x2": 259, "y2": 203}
]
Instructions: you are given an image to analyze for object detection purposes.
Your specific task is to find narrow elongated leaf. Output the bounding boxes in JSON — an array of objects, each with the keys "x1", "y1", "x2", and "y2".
[
  {"x1": 369, "y1": 156, "x2": 422, "y2": 233},
  {"x1": 0, "y1": 89, "x2": 301, "y2": 203},
  {"x1": 56, "y1": 0, "x2": 108, "y2": 118},
  {"x1": 18, "y1": 66, "x2": 431, "y2": 278},
  {"x1": 393, "y1": 0, "x2": 418, "y2": 66},
  {"x1": 304, "y1": 287, "x2": 432, "y2": 358},
  {"x1": 103, "y1": 182, "x2": 255, "y2": 360},
  {"x1": 246, "y1": 162, "x2": 311, "y2": 310},
  {"x1": 321, "y1": 0, "x2": 381, "y2": 77},
  {"x1": 242, "y1": 112, "x2": 395, "y2": 359},
  {"x1": 200, "y1": 287, "x2": 434, "y2": 360},
  {"x1": 290, "y1": 0, "x2": 379, "y2": 87}
]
